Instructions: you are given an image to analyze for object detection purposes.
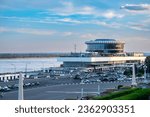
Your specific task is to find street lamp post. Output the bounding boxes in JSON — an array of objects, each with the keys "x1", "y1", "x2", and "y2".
[
  {"x1": 25, "y1": 63, "x2": 27, "y2": 78},
  {"x1": 25, "y1": 63, "x2": 30, "y2": 78},
  {"x1": 18, "y1": 73, "x2": 24, "y2": 100},
  {"x1": 11, "y1": 64, "x2": 16, "y2": 73},
  {"x1": 143, "y1": 65, "x2": 147, "y2": 84},
  {"x1": 98, "y1": 85, "x2": 100, "y2": 95},
  {"x1": 132, "y1": 63, "x2": 137, "y2": 86},
  {"x1": 81, "y1": 88, "x2": 83, "y2": 98}
]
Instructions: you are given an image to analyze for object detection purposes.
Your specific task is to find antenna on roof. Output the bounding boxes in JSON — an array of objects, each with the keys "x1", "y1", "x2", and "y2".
[{"x1": 74, "y1": 44, "x2": 77, "y2": 53}]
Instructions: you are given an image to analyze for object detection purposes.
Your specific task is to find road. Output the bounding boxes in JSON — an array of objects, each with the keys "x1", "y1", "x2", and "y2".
[
  {"x1": 2, "y1": 81, "x2": 132, "y2": 100},
  {"x1": 0, "y1": 77, "x2": 81, "y2": 87}
]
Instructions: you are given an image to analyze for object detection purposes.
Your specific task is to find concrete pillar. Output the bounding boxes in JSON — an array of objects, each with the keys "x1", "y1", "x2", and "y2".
[
  {"x1": 132, "y1": 63, "x2": 137, "y2": 86},
  {"x1": 144, "y1": 65, "x2": 147, "y2": 83},
  {"x1": 18, "y1": 73, "x2": 24, "y2": 100},
  {"x1": 98, "y1": 85, "x2": 100, "y2": 95},
  {"x1": 81, "y1": 88, "x2": 83, "y2": 98}
]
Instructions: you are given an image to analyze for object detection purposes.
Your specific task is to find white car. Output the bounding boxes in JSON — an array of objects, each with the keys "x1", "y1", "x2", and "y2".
[{"x1": 4, "y1": 79, "x2": 9, "y2": 82}]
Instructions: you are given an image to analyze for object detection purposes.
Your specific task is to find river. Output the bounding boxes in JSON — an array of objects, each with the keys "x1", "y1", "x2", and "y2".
[{"x1": 0, "y1": 58, "x2": 62, "y2": 73}]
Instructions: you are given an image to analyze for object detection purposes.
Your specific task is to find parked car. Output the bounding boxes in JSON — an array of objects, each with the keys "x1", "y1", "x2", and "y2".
[
  {"x1": 10, "y1": 84, "x2": 18, "y2": 89},
  {"x1": 34, "y1": 82, "x2": 40, "y2": 86},
  {"x1": 24, "y1": 83, "x2": 31, "y2": 87},
  {"x1": 108, "y1": 78, "x2": 117, "y2": 81},
  {"x1": 124, "y1": 78, "x2": 132, "y2": 81},
  {"x1": 0, "y1": 86, "x2": 11, "y2": 92},
  {"x1": 101, "y1": 78, "x2": 109, "y2": 82}
]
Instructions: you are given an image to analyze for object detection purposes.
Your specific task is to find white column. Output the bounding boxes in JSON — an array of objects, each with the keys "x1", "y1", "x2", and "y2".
[
  {"x1": 98, "y1": 85, "x2": 100, "y2": 95},
  {"x1": 144, "y1": 65, "x2": 147, "y2": 83},
  {"x1": 18, "y1": 73, "x2": 24, "y2": 100},
  {"x1": 132, "y1": 63, "x2": 137, "y2": 86},
  {"x1": 81, "y1": 88, "x2": 83, "y2": 98}
]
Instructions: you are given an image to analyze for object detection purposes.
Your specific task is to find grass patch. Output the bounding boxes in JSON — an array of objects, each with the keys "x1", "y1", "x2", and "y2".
[
  {"x1": 93, "y1": 88, "x2": 139, "y2": 100},
  {"x1": 113, "y1": 88, "x2": 150, "y2": 100}
]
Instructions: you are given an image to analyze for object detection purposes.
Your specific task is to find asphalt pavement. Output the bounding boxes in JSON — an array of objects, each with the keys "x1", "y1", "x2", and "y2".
[{"x1": 1, "y1": 81, "x2": 132, "y2": 100}]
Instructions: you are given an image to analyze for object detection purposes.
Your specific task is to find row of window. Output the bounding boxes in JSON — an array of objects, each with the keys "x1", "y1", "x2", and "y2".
[
  {"x1": 0, "y1": 75, "x2": 22, "y2": 81},
  {"x1": 86, "y1": 43, "x2": 124, "y2": 53}
]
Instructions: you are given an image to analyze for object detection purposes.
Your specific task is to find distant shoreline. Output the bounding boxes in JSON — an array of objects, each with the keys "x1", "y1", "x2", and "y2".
[
  {"x1": 0, "y1": 52, "x2": 149, "y2": 59},
  {"x1": 0, "y1": 56, "x2": 56, "y2": 59},
  {"x1": 0, "y1": 53, "x2": 69, "y2": 59}
]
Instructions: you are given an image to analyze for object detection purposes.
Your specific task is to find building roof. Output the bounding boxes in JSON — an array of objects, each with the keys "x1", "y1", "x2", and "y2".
[
  {"x1": 85, "y1": 39, "x2": 125, "y2": 44},
  {"x1": 95, "y1": 39, "x2": 116, "y2": 41}
]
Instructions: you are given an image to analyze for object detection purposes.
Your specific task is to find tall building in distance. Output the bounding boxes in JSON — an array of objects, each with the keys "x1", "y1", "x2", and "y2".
[{"x1": 58, "y1": 39, "x2": 146, "y2": 67}]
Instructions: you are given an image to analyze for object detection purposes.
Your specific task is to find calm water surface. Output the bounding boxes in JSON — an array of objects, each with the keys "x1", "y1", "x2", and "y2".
[{"x1": 0, "y1": 58, "x2": 62, "y2": 73}]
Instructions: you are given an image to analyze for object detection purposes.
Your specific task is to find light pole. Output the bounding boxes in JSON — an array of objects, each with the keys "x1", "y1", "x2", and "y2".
[
  {"x1": 42, "y1": 63, "x2": 45, "y2": 72},
  {"x1": 11, "y1": 64, "x2": 16, "y2": 73},
  {"x1": 81, "y1": 88, "x2": 83, "y2": 98},
  {"x1": 143, "y1": 65, "x2": 147, "y2": 84},
  {"x1": 132, "y1": 63, "x2": 137, "y2": 86},
  {"x1": 25, "y1": 63, "x2": 30, "y2": 78},
  {"x1": 97, "y1": 84, "x2": 100, "y2": 95},
  {"x1": 18, "y1": 73, "x2": 24, "y2": 100}
]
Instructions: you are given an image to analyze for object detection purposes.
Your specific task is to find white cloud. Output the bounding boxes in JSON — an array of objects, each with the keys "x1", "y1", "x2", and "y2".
[
  {"x1": 80, "y1": 33, "x2": 108, "y2": 39},
  {"x1": 57, "y1": 18, "x2": 81, "y2": 24},
  {"x1": 63, "y1": 32, "x2": 74, "y2": 36},
  {"x1": 77, "y1": 6, "x2": 95, "y2": 15},
  {"x1": 0, "y1": 27, "x2": 79, "y2": 37},
  {"x1": 0, "y1": 27, "x2": 55, "y2": 35},
  {"x1": 121, "y1": 4, "x2": 150, "y2": 14},
  {"x1": 0, "y1": 16, "x2": 60, "y2": 24},
  {"x1": 81, "y1": 33, "x2": 96, "y2": 39},
  {"x1": 128, "y1": 26, "x2": 148, "y2": 31},
  {"x1": 121, "y1": 4, "x2": 150, "y2": 11},
  {"x1": 49, "y1": 1, "x2": 96, "y2": 16},
  {"x1": 48, "y1": 1, "x2": 124, "y2": 19},
  {"x1": 126, "y1": 19, "x2": 150, "y2": 31},
  {"x1": 102, "y1": 11, "x2": 124, "y2": 19},
  {"x1": 93, "y1": 20, "x2": 122, "y2": 28}
]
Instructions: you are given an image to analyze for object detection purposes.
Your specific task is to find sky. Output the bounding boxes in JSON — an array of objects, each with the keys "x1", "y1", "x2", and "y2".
[{"x1": 0, "y1": 0, "x2": 150, "y2": 53}]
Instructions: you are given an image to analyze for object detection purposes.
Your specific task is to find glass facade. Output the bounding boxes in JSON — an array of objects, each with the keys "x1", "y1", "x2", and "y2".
[{"x1": 86, "y1": 39, "x2": 124, "y2": 54}]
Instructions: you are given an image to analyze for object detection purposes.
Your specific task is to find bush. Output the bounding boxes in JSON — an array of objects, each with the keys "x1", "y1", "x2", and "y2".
[
  {"x1": 113, "y1": 88, "x2": 150, "y2": 100},
  {"x1": 117, "y1": 85, "x2": 123, "y2": 89},
  {"x1": 93, "y1": 88, "x2": 139, "y2": 100}
]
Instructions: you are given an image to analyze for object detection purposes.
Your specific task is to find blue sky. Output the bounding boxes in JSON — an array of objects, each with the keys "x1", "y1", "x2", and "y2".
[{"x1": 0, "y1": 0, "x2": 150, "y2": 53}]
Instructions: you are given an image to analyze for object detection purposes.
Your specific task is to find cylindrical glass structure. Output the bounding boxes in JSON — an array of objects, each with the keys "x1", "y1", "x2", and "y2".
[{"x1": 85, "y1": 39, "x2": 125, "y2": 54}]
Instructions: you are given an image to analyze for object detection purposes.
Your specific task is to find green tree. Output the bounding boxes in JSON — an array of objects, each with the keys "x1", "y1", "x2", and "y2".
[
  {"x1": 124, "y1": 68, "x2": 132, "y2": 77},
  {"x1": 145, "y1": 56, "x2": 150, "y2": 73}
]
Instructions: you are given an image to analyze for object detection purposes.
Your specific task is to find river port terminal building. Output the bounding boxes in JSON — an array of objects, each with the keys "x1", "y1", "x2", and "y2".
[{"x1": 58, "y1": 39, "x2": 146, "y2": 67}]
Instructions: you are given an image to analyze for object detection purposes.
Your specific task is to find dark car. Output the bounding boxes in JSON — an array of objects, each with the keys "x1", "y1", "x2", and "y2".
[
  {"x1": 108, "y1": 78, "x2": 117, "y2": 82},
  {"x1": 101, "y1": 78, "x2": 109, "y2": 82},
  {"x1": 0, "y1": 86, "x2": 11, "y2": 92}
]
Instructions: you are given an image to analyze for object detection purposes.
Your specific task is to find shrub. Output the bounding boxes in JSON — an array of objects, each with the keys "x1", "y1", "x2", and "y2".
[
  {"x1": 93, "y1": 88, "x2": 139, "y2": 100},
  {"x1": 113, "y1": 88, "x2": 150, "y2": 100}
]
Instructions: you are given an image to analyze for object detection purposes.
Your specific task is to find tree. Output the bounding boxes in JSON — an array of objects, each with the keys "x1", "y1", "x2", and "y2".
[
  {"x1": 145, "y1": 56, "x2": 150, "y2": 73},
  {"x1": 124, "y1": 68, "x2": 132, "y2": 77},
  {"x1": 124, "y1": 66, "x2": 144, "y2": 77}
]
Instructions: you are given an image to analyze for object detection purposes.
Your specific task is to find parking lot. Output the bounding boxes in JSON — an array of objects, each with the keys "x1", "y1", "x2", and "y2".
[{"x1": 0, "y1": 66, "x2": 149, "y2": 100}]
